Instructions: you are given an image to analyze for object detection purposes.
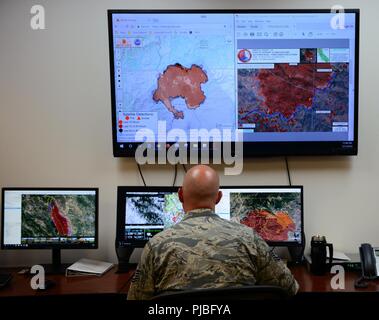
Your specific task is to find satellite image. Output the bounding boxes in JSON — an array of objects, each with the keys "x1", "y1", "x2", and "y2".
[
  {"x1": 238, "y1": 62, "x2": 349, "y2": 132},
  {"x1": 21, "y1": 195, "x2": 96, "y2": 238},
  {"x1": 126, "y1": 194, "x2": 184, "y2": 228},
  {"x1": 230, "y1": 192, "x2": 301, "y2": 242}
]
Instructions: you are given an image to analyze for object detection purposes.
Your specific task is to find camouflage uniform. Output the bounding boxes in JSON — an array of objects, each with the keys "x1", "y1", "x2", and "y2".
[{"x1": 127, "y1": 209, "x2": 299, "y2": 300}]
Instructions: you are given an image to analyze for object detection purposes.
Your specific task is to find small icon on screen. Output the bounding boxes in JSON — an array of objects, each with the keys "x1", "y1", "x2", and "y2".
[{"x1": 237, "y1": 49, "x2": 252, "y2": 63}]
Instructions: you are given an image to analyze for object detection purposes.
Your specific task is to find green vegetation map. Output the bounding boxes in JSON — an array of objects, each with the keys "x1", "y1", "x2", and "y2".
[{"x1": 21, "y1": 195, "x2": 96, "y2": 238}]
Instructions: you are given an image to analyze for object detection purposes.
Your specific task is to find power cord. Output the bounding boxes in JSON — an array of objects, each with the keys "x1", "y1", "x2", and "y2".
[
  {"x1": 136, "y1": 163, "x2": 147, "y2": 187},
  {"x1": 182, "y1": 164, "x2": 187, "y2": 173},
  {"x1": 285, "y1": 157, "x2": 292, "y2": 186},
  {"x1": 137, "y1": 163, "x2": 178, "y2": 187}
]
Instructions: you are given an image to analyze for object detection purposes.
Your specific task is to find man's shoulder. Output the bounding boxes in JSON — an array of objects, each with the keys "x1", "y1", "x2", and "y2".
[
  {"x1": 148, "y1": 214, "x2": 263, "y2": 246},
  {"x1": 215, "y1": 216, "x2": 263, "y2": 238},
  {"x1": 147, "y1": 225, "x2": 181, "y2": 246}
]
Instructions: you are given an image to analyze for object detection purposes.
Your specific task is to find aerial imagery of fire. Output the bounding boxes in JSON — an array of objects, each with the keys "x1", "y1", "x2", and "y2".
[
  {"x1": 20, "y1": 194, "x2": 96, "y2": 243},
  {"x1": 237, "y1": 48, "x2": 349, "y2": 132},
  {"x1": 230, "y1": 192, "x2": 301, "y2": 242},
  {"x1": 153, "y1": 63, "x2": 208, "y2": 120}
]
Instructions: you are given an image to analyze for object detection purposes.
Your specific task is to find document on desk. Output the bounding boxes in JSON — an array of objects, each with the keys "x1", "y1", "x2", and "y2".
[
  {"x1": 66, "y1": 258, "x2": 114, "y2": 277},
  {"x1": 327, "y1": 249, "x2": 351, "y2": 261}
]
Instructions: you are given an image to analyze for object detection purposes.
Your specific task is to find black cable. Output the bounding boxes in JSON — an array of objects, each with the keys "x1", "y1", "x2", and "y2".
[
  {"x1": 285, "y1": 157, "x2": 292, "y2": 186},
  {"x1": 173, "y1": 164, "x2": 178, "y2": 187},
  {"x1": 137, "y1": 163, "x2": 147, "y2": 187},
  {"x1": 182, "y1": 164, "x2": 187, "y2": 173}
]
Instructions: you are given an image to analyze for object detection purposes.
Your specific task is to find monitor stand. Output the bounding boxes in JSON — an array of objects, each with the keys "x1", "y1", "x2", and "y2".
[
  {"x1": 39, "y1": 249, "x2": 70, "y2": 275},
  {"x1": 115, "y1": 245, "x2": 138, "y2": 273},
  {"x1": 117, "y1": 262, "x2": 138, "y2": 273},
  {"x1": 287, "y1": 232, "x2": 306, "y2": 266}
]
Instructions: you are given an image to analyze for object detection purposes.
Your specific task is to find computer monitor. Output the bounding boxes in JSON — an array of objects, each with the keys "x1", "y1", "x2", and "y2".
[
  {"x1": 116, "y1": 187, "x2": 183, "y2": 247},
  {"x1": 1, "y1": 188, "x2": 98, "y2": 273},
  {"x1": 116, "y1": 186, "x2": 303, "y2": 248},
  {"x1": 108, "y1": 9, "x2": 359, "y2": 157},
  {"x1": 217, "y1": 186, "x2": 303, "y2": 246}
]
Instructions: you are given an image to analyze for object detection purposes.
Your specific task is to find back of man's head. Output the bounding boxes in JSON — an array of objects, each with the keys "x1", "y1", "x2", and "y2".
[{"x1": 179, "y1": 165, "x2": 222, "y2": 212}]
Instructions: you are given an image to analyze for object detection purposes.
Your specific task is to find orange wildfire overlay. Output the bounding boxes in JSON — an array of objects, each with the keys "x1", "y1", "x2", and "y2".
[
  {"x1": 255, "y1": 63, "x2": 333, "y2": 118},
  {"x1": 49, "y1": 200, "x2": 72, "y2": 237},
  {"x1": 241, "y1": 209, "x2": 296, "y2": 242},
  {"x1": 153, "y1": 63, "x2": 208, "y2": 119}
]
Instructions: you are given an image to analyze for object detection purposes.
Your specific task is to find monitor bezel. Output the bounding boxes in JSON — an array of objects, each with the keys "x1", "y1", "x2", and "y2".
[
  {"x1": 116, "y1": 186, "x2": 179, "y2": 245},
  {"x1": 1, "y1": 187, "x2": 99, "y2": 250},
  {"x1": 108, "y1": 9, "x2": 359, "y2": 157},
  {"x1": 116, "y1": 185, "x2": 304, "y2": 247},
  {"x1": 218, "y1": 185, "x2": 304, "y2": 247}
]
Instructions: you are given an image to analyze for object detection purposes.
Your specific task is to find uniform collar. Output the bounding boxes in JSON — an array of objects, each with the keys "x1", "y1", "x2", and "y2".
[{"x1": 182, "y1": 208, "x2": 217, "y2": 221}]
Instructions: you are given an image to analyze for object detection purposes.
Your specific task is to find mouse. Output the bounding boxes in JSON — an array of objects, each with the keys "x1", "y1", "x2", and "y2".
[{"x1": 37, "y1": 279, "x2": 56, "y2": 291}]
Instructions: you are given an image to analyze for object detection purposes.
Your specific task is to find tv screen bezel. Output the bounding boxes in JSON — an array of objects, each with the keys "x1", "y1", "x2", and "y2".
[
  {"x1": 108, "y1": 9, "x2": 359, "y2": 157},
  {"x1": 1, "y1": 187, "x2": 99, "y2": 250}
]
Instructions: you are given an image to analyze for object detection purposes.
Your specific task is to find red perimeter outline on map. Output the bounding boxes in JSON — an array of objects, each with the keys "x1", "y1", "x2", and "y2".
[{"x1": 153, "y1": 63, "x2": 208, "y2": 119}]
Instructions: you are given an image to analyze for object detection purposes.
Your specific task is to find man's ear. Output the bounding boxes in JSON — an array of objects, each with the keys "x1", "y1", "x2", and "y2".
[
  {"x1": 215, "y1": 190, "x2": 222, "y2": 205},
  {"x1": 178, "y1": 187, "x2": 184, "y2": 203}
]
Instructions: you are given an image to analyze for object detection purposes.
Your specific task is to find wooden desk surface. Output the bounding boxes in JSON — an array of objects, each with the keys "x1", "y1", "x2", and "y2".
[
  {"x1": 291, "y1": 265, "x2": 379, "y2": 293},
  {"x1": 1, "y1": 265, "x2": 378, "y2": 298},
  {"x1": 0, "y1": 266, "x2": 134, "y2": 298},
  {"x1": 119, "y1": 265, "x2": 379, "y2": 295}
]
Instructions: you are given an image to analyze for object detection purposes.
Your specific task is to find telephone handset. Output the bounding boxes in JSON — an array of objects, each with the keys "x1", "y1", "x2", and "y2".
[
  {"x1": 355, "y1": 243, "x2": 379, "y2": 288},
  {"x1": 360, "y1": 243, "x2": 378, "y2": 278}
]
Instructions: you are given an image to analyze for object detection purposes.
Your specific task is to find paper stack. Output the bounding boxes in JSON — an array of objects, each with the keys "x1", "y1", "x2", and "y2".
[{"x1": 65, "y1": 258, "x2": 114, "y2": 277}]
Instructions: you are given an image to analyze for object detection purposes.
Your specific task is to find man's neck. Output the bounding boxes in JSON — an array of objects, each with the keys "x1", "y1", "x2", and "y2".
[{"x1": 185, "y1": 206, "x2": 214, "y2": 213}]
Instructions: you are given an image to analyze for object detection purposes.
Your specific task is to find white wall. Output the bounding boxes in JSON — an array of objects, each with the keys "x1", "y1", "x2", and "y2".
[{"x1": 0, "y1": 0, "x2": 378, "y2": 267}]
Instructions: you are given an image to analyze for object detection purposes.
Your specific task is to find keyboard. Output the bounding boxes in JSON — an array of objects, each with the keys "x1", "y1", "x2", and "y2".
[{"x1": 0, "y1": 273, "x2": 12, "y2": 288}]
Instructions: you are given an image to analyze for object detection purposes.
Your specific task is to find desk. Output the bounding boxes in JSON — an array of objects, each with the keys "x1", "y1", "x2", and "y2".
[
  {"x1": 1, "y1": 265, "x2": 378, "y2": 299},
  {"x1": 116, "y1": 265, "x2": 379, "y2": 296},
  {"x1": 291, "y1": 265, "x2": 379, "y2": 293},
  {"x1": 0, "y1": 266, "x2": 134, "y2": 300}
]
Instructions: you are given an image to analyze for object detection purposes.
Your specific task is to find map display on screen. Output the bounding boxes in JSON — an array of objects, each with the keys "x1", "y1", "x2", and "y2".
[{"x1": 110, "y1": 12, "x2": 357, "y2": 147}]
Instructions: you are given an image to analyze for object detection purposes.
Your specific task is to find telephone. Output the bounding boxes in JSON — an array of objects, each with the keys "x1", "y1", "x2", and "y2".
[{"x1": 354, "y1": 243, "x2": 379, "y2": 288}]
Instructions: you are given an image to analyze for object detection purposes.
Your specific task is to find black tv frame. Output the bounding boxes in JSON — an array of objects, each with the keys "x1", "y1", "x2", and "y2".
[
  {"x1": 116, "y1": 185, "x2": 304, "y2": 247},
  {"x1": 108, "y1": 9, "x2": 359, "y2": 158}
]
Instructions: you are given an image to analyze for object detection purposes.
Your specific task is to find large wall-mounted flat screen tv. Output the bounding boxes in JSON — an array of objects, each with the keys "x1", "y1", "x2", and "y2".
[{"x1": 108, "y1": 9, "x2": 359, "y2": 157}]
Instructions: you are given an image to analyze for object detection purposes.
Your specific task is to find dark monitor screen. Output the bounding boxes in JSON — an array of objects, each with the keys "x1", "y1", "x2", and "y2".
[
  {"x1": 116, "y1": 186, "x2": 303, "y2": 247},
  {"x1": 108, "y1": 9, "x2": 359, "y2": 157},
  {"x1": 1, "y1": 188, "x2": 98, "y2": 249}
]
